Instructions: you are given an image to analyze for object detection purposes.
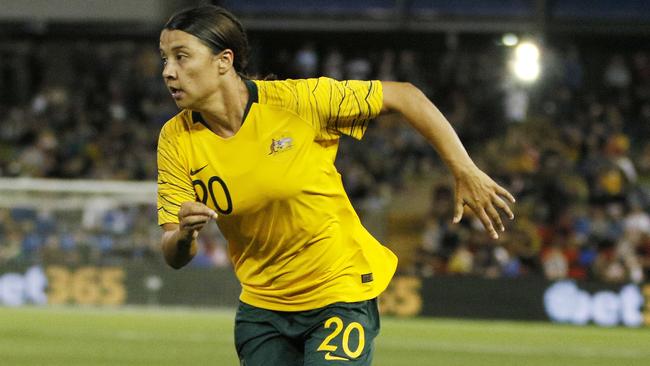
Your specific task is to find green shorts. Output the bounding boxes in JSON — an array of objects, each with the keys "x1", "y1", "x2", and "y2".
[{"x1": 234, "y1": 298, "x2": 380, "y2": 366}]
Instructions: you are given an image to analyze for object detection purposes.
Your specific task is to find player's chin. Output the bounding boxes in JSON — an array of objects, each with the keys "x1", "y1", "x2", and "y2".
[{"x1": 173, "y1": 98, "x2": 191, "y2": 109}]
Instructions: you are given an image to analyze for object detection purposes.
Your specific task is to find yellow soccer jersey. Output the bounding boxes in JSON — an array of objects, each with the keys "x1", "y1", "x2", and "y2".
[{"x1": 157, "y1": 77, "x2": 398, "y2": 311}]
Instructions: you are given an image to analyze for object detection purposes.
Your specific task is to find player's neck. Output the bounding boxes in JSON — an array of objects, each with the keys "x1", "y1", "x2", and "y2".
[{"x1": 197, "y1": 76, "x2": 249, "y2": 138}]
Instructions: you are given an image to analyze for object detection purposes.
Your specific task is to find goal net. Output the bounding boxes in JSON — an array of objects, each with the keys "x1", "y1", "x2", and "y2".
[{"x1": 0, "y1": 177, "x2": 161, "y2": 266}]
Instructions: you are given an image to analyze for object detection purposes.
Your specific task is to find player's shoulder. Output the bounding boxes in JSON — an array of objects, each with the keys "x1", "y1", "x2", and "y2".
[
  {"x1": 254, "y1": 77, "x2": 336, "y2": 102},
  {"x1": 159, "y1": 109, "x2": 193, "y2": 139},
  {"x1": 253, "y1": 77, "x2": 329, "y2": 88}
]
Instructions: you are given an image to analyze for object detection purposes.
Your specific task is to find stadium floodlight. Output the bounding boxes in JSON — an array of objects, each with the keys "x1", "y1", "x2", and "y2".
[
  {"x1": 502, "y1": 33, "x2": 519, "y2": 47},
  {"x1": 513, "y1": 60, "x2": 540, "y2": 82},
  {"x1": 515, "y1": 42, "x2": 540, "y2": 61},
  {"x1": 511, "y1": 41, "x2": 541, "y2": 83}
]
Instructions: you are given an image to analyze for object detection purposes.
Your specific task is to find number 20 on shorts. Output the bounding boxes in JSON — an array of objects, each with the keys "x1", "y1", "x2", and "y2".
[{"x1": 317, "y1": 316, "x2": 365, "y2": 361}]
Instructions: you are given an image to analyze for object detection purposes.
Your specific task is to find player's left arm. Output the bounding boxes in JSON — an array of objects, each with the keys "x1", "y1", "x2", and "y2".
[{"x1": 381, "y1": 81, "x2": 515, "y2": 239}]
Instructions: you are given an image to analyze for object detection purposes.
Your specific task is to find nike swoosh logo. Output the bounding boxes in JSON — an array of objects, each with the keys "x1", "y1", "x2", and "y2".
[
  {"x1": 189, "y1": 164, "x2": 208, "y2": 175},
  {"x1": 324, "y1": 353, "x2": 349, "y2": 361}
]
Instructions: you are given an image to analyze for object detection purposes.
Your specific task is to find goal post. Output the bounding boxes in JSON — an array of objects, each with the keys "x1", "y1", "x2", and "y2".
[{"x1": 0, "y1": 177, "x2": 156, "y2": 210}]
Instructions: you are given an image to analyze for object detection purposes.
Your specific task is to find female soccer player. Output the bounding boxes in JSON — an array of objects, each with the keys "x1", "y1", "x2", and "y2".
[{"x1": 157, "y1": 5, "x2": 515, "y2": 365}]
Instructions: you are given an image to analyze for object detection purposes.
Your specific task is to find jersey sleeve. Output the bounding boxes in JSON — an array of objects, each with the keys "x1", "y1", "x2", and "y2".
[
  {"x1": 156, "y1": 123, "x2": 194, "y2": 225},
  {"x1": 256, "y1": 77, "x2": 383, "y2": 141}
]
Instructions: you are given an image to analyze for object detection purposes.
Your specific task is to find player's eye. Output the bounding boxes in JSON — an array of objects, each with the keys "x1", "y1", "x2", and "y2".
[{"x1": 161, "y1": 57, "x2": 167, "y2": 66}]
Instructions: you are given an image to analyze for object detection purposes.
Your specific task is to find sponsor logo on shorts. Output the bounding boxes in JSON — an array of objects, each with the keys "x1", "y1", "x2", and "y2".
[{"x1": 325, "y1": 352, "x2": 350, "y2": 361}]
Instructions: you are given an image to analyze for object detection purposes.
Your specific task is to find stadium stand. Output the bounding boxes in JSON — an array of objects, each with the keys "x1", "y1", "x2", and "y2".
[{"x1": 0, "y1": 4, "x2": 649, "y2": 286}]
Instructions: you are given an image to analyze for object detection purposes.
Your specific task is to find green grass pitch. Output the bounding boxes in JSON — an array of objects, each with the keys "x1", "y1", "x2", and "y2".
[{"x1": 1, "y1": 306, "x2": 649, "y2": 365}]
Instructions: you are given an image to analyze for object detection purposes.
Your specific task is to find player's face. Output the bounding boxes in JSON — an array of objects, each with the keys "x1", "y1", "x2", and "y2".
[{"x1": 159, "y1": 29, "x2": 223, "y2": 110}]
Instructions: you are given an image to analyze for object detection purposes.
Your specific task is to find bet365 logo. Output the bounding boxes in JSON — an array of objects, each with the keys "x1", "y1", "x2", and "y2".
[
  {"x1": 0, "y1": 266, "x2": 47, "y2": 306},
  {"x1": 544, "y1": 281, "x2": 648, "y2": 327}
]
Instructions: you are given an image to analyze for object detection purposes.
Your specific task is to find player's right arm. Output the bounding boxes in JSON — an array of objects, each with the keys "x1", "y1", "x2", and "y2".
[
  {"x1": 161, "y1": 202, "x2": 218, "y2": 269},
  {"x1": 157, "y1": 120, "x2": 216, "y2": 269}
]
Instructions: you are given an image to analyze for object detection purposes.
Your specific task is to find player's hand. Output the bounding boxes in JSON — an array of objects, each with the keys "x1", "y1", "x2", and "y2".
[
  {"x1": 177, "y1": 201, "x2": 218, "y2": 239},
  {"x1": 452, "y1": 166, "x2": 515, "y2": 240}
]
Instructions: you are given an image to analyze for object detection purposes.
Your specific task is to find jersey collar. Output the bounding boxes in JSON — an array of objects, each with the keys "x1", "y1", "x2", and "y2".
[{"x1": 191, "y1": 79, "x2": 258, "y2": 126}]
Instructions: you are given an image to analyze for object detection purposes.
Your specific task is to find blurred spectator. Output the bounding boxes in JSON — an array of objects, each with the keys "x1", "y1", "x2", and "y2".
[
  {"x1": 447, "y1": 244, "x2": 473, "y2": 275},
  {"x1": 377, "y1": 49, "x2": 397, "y2": 81},
  {"x1": 192, "y1": 223, "x2": 230, "y2": 268},
  {"x1": 294, "y1": 42, "x2": 319, "y2": 78},
  {"x1": 322, "y1": 47, "x2": 344, "y2": 80},
  {"x1": 542, "y1": 244, "x2": 568, "y2": 280},
  {"x1": 345, "y1": 53, "x2": 372, "y2": 80},
  {"x1": 604, "y1": 54, "x2": 631, "y2": 90}
]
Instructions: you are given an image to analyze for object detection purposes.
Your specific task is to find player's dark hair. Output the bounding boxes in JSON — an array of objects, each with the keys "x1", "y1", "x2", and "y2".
[{"x1": 164, "y1": 5, "x2": 250, "y2": 78}]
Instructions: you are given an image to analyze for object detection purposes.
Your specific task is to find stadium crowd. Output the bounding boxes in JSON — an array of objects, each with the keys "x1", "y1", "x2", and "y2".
[{"x1": 0, "y1": 34, "x2": 649, "y2": 283}]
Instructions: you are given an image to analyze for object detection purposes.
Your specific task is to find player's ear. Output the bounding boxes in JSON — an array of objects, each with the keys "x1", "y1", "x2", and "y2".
[{"x1": 214, "y1": 49, "x2": 234, "y2": 74}]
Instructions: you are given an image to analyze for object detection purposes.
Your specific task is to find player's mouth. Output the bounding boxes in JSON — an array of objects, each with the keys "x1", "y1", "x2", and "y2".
[{"x1": 169, "y1": 87, "x2": 184, "y2": 99}]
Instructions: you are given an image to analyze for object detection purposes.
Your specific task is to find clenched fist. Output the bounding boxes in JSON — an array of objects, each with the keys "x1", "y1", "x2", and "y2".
[{"x1": 178, "y1": 201, "x2": 219, "y2": 238}]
